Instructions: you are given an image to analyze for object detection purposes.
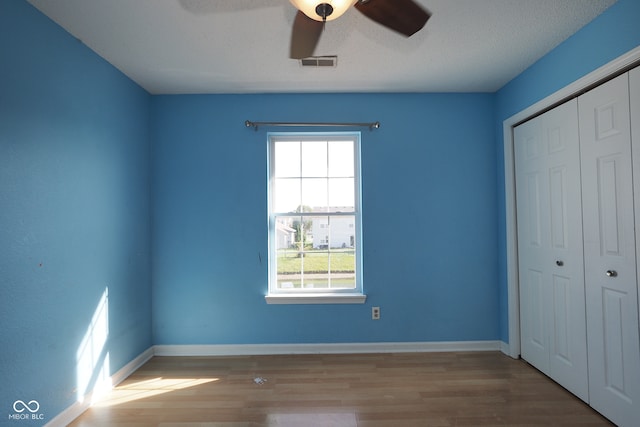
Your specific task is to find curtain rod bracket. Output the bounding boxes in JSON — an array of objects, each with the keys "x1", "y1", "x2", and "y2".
[{"x1": 245, "y1": 120, "x2": 380, "y2": 131}]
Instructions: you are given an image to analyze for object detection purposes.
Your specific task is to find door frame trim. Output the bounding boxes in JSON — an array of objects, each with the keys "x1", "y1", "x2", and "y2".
[{"x1": 503, "y1": 45, "x2": 640, "y2": 359}]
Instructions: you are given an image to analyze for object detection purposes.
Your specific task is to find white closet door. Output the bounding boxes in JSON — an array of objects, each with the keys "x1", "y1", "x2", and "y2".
[
  {"x1": 515, "y1": 99, "x2": 589, "y2": 401},
  {"x1": 516, "y1": 115, "x2": 550, "y2": 374},
  {"x1": 632, "y1": 67, "x2": 640, "y2": 354},
  {"x1": 579, "y1": 72, "x2": 640, "y2": 427}
]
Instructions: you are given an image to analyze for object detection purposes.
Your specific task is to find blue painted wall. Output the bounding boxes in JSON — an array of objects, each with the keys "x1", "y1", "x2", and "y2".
[
  {"x1": 0, "y1": 1, "x2": 151, "y2": 424},
  {"x1": 495, "y1": 0, "x2": 640, "y2": 342},
  {"x1": 151, "y1": 93, "x2": 499, "y2": 345},
  {"x1": 5, "y1": 0, "x2": 639, "y2": 422}
]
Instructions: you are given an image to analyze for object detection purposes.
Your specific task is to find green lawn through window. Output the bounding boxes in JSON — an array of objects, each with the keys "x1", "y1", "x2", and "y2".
[{"x1": 277, "y1": 249, "x2": 355, "y2": 274}]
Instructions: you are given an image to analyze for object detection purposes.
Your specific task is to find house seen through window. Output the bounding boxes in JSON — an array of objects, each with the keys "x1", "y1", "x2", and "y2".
[{"x1": 268, "y1": 133, "x2": 363, "y2": 300}]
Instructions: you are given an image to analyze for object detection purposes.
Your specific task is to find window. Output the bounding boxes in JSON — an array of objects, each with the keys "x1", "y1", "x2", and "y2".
[{"x1": 266, "y1": 133, "x2": 365, "y2": 304}]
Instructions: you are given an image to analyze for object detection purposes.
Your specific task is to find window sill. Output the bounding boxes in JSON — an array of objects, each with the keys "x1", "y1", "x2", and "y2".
[{"x1": 265, "y1": 293, "x2": 367, "y2": 305}]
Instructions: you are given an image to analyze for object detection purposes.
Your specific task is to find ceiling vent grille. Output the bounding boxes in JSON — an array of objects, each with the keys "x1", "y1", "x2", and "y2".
[{"x1": 300, "y1": 56, "x2": 338, "y2": 67}]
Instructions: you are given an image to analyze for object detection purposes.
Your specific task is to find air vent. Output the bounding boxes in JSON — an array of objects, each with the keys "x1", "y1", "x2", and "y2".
[{"x1": 300, "y1": 56, "x2": 337, "y2": 67}]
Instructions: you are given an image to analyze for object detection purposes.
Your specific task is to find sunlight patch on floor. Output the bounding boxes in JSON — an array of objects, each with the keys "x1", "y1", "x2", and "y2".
[{"x1": 92, "y1": 377, "x2": 219, "y2": 407}]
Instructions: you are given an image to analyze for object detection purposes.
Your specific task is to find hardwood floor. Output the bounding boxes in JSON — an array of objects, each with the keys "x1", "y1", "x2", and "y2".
[{"x1": 69, "y1": 351, "x2": 613, "y2": 426}]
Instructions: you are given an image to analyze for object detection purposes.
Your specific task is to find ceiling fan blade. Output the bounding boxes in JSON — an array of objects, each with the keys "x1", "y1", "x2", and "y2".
[
  {"x1": 290, "y1": 11, "x2": 324, "y2": 59},
  {"x1": 354, "y1": 0, "x2": 431, "y2": 37}
]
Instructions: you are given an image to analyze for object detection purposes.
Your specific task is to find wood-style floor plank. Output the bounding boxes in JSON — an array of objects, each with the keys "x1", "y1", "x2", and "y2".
[{"x1": 69, "y1": 352, "x2": 613, "y2": 426}]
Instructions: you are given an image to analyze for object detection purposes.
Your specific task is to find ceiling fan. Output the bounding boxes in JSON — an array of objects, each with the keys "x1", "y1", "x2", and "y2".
[{"x1": 289, "y1": 0, "x2": 431, "y2": 59}]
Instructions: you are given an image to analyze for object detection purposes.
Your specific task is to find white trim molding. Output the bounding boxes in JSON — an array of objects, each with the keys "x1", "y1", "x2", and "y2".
[
  {"x1": 500, "y1": 341, "x2": 510, "y2": 356},
  {"x1": 265, "y1": 293, "x2": 366, "y2": 304},
  {"x1": 43, "y1": 347, "x2": 154, "y2": 427},
  {"x1": 110, "y1": 347, "x2": 155, "y2": 387},
  {"x1": 153, "y1": 341, "x2": 502, "y2": 357},
  {"x1": 502, "y1": 44, "x2": 640, "y2": 359}
]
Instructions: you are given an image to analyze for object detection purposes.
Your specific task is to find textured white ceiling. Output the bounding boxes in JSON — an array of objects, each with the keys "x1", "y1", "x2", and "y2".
[{"x1": 27, "y1": 0, "x2": 617, "y2": 94}]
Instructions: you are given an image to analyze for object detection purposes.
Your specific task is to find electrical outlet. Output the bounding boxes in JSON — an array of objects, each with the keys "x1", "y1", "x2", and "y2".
[{"x1": 372, "y1": 306, "x2": 380, "y2": 320}]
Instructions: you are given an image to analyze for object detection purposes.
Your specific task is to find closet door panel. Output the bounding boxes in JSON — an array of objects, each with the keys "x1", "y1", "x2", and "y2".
[
  {"x1": 516, "y1": 117, "x2": 551, "y2": 374},
  {"x1": 515, "y1": 99, "x2": 588, "y2": 401},
  {"x1": 632, "y1": 66, "x2": 640, "y2": 339},
  {"x1": 579, "y1": 72, "x2": 640, "y2": 427},
  {"x1": 544, "y1": 101, "x2": 588, "y2": 401}
]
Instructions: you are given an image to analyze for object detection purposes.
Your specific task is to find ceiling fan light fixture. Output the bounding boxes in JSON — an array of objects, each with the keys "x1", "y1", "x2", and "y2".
[{"x1": 289, "y1": 0, "x2": 358, "y2": 22}]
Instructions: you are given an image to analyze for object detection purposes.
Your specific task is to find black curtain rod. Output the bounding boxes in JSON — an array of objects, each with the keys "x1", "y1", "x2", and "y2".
[{"x1": 245, "y1": 120, "x2": 380, "y2": 131}]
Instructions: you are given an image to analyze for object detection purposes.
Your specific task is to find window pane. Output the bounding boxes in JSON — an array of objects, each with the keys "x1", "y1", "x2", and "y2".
[
  {"x1": 276, "y1": 246, "x2": 302, "y2": 289},
  {"x1": 301, "y1": 140, "x2": 327, "y2": 177},
  {"x1": 302, "y1": 250, "x2": 329, "y2": 289},
  {"x1": 274, "y1": 140, "x2": 300, "y2": 178},
  {"x1": 328, "y1": 178, "x2": 355, "y2": 210},
  {"x1": 328, "y1": 216, "x2": 355, "y2": 248},
  {"x1": 274, "y1": 216, "x2": 294, "y2": 248},
  {"x1": 329, "y1": 251, "x2": 356, "y2": 289},
  {"x1": 275, "y1": 214, "x2": 358, "y2": 290},
  {"x1": 276, "y1": 214, "x2": 308, "y2": 289},
  {"x1": 274, "y1": 178, "x2": 300, "y2": 213},
  {"x1": 328, "y1": 140, "x2": 354, "y2": 177},
  {"x1": 301, "y1": 178, "x2": 327, "y2": 211},
  {"x1": 307, "y1": 215, "x2": 327, "y2": 249},
  {"x1": 290, "y1": 215, "x2": 311, "y2": 251}
]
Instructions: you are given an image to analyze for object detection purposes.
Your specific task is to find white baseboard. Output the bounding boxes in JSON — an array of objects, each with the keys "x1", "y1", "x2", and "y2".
[
  {"x1": 110, "y1": 347, "x2": 155, "y2": 387},
  {"x1": 44, "y1": 347, "x2": 154, "y2": 427},
  {"x1": 153, "y1": 340, "x2": 502, "y2": 357},
  {"x1": 500, "y1": 341, "x2": 512, "y2": 357},
  {"x1": 42, "y1": 399, "x2": 90, "y2": 427}
]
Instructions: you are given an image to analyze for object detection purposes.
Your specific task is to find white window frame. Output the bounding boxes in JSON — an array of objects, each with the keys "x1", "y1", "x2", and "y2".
[{"x1": 265, "y1": 132, "x2": 366, "y2": 304}]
